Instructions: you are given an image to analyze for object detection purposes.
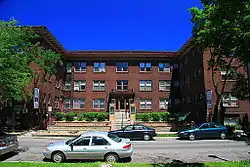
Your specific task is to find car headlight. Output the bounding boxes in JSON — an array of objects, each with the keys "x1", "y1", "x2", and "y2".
[
  {"x1": 44, "y1": 147, "x2": 49, "y2": 151},
  {"x1": 180, "y1": 132, "x2": 185, "y2": 134}
]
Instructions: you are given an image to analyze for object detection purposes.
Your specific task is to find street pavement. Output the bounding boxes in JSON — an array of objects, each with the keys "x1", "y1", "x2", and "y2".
[{"x1": 1, "y1": 136, "x2": 249, "y2": 163}]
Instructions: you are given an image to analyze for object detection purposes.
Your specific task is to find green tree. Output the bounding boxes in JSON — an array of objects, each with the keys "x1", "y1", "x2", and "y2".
[
  {"x1": 189, "y1": 0, "x2": 250, "y2": 124},
  {"x1": 0, "y1": 18, "x2": 61, "y2": 108}
]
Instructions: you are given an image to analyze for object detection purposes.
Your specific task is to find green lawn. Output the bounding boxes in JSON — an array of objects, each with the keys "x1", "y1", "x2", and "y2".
[{"x1": 0, "y1": 161, "x2": 249, "y2": 167}]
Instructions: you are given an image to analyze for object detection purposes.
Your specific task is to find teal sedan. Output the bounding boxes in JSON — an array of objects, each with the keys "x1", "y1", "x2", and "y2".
[{"x1": 177, "y1": 122, "x2": 228, "y2": 141}]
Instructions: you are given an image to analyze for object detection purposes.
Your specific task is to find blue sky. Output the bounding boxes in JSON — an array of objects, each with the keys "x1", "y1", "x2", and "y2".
[{"x1": 0, "y1": 0, "x2": 202, "y2": 51}]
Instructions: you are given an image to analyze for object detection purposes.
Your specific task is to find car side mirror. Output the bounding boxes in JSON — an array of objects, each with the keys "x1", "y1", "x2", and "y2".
[{"x1": 69, "y1": 143, "x2": 73, "y2": 151}]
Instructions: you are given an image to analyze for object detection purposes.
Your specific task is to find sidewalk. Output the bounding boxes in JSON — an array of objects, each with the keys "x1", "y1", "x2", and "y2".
[{"x1": 16, "y1": 130, "x2": 177, "y2": 139}]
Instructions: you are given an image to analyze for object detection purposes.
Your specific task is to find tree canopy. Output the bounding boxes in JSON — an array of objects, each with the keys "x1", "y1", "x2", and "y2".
[
  {"x1": 0, "y1": 18, "x2": 61, "y2": 106},
  {"x1": 189, "y1": 0, "x2": 250, "y2": 123}
]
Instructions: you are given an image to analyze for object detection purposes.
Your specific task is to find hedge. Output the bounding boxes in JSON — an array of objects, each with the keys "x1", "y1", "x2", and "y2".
[{"x1": 136, "y1": 112, "x2": 170, "y2": 122}]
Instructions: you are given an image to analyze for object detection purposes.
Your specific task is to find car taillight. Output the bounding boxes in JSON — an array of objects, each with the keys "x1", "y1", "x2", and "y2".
[
  {"x1": 123, "y1": 144, "x2": 131, "y2": 149},
  {"x1": 0, "y1": 142, "x2": 6, "y2": 147}
]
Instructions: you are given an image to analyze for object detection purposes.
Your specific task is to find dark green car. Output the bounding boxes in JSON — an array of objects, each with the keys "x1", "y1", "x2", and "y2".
[{"x1": 177, "y1": 122, "x2": 228, "y2": 141}]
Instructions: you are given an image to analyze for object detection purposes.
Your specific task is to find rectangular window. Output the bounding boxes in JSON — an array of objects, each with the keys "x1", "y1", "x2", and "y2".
[
  {"x1": 94, "y1": 62, "x2": 106, "y2": 72},
  {"x1": 140, "y1": 62, "x2": 151, "y2": 72},
  {"x1": 65, "y1": 99, "x2": 71, "y2": 109},
  {"x1": 159, "y1": 80, "x2": 171, "y2": 91},
  {"x1": 220, "y1": 68, "x2": 237, "y2": 81},
  {"x1": 74, "y1": 62, "x2": 86, "y2": 72},
  {"x1": 116, "y1": 62, "x2": 128, "y2": 72},
  {"x1": 159, "y1": 99, "x2": 169, "y2": 109},
  {"x1": 116, "y1": 80, "x2": 128, "y2": 91},
  {"x1": 74, "y1": 80, "x2": 86, "y2": 91},
  {"x1": 139, "y1": 80, "x2": 152, "y2": 91},
  {"x1": 158, "y1": 63, "x2": 171, "y2": 72},
  {"x1": 93, "y1": 99, "x2": 105, "y2": 109},
  {"x1": 66, "y1": 63, "x2": 72, "y2": 73},
  {"x1": 222, "y1": 93, "x2": 238, "y2": 107},
  {"x1": 140, "y1": 99, "x2": 152, "y2": 109},
  {"x1": 93, "y1": 80, "x2": 105, "y2": 91},
  {"x1": 73, "y1": 99, "x2": 86, "y2": 109}
]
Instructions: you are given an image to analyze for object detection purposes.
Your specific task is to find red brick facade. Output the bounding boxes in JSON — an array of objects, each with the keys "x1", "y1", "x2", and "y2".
[{"x1": 179, "y1": 40, "x2": 250, "y2": 124}]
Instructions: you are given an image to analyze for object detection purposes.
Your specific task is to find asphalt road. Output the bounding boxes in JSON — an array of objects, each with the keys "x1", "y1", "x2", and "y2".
[{"x1": 1, "y1": 137, "x2": 249, "y2": 163}]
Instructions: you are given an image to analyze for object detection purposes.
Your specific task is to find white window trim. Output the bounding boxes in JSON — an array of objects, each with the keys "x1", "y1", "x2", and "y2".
[
  {"x1": 93, "y1": 99, "x2": 105, "y2": 109},
  {"x1": 116, "y1": 62, "x2": 129, "y2": 72},
  {"x1": 140, "y1": 99, "x2": 152, "y2": 109},
  {"x1": 93, "y1": 80, "x2": 105, "y2": 91}
]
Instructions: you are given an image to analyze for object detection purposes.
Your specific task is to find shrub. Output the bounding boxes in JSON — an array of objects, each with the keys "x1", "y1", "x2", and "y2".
[
  {"x1": 150, "y1": 112, "x2": 161, "y2": 121},
  {"x1": 136, "y1": 113, "x2": 143, "y2": 121},
  {"x1": 96, "y1": 112, "x2": 107, "y2": 121},
  {"x1": 141, "y1": 113, "x2": 150, "y2": 122},
  {"x1": 55, "y1": 112, "x2": 64, "y2": 121},
  {"x1": 77, "y1": 113, "x2": 86, "y2": 121},
  {"x1": 65, "y1": 112, "x2": 75, "y2": 121},
  {"x1": 160, "y1": 112, "x2": 170, "y2": 121},
  {"x1": 85, "y1": 112, "x2": 96, "y2": 121}
]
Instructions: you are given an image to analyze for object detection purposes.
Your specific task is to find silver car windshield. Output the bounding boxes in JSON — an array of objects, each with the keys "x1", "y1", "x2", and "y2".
[
  {"x1": 65, "y1": 135, "x2": 81, "y2": 145},
  {"x1": 108, "y1": 133, "x2": 121, "y2": 143}
]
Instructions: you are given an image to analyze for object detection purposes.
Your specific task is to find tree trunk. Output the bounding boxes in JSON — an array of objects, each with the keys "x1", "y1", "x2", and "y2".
[{"x1": 213, "y1": 97, "x2": 225, "y2": 125}]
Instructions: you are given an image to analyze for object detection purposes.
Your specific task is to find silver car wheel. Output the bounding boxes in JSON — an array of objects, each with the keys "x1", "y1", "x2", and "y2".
[
  {"x1": 220, "y1": 132, "x2": 226, "y2": 140},
  {"x1": 52, "y1": 152, "x2": 65, "y2": 163},
  {"x1": 143, "y1": 134, "x2": 150, "y2": 141},
  {"x1": 189, "y1": 133, "x2": 195, "y2": 141},
  {"x1": 105, "y1": 153, "x2": 118, "y2": 162}
]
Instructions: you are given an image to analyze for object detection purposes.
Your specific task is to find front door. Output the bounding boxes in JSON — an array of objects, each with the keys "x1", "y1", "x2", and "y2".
[{"x1": 67, "y1": 136, "x2": 91, "y2": 160}]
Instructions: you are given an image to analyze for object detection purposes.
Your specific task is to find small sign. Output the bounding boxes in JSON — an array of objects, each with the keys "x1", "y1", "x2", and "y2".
[
  {"x1": 33, "y1": 88, "x2": 39, "y2": 109},
  {"x1": 206, "y1": 90, "x2": 212, "y2": 101}
]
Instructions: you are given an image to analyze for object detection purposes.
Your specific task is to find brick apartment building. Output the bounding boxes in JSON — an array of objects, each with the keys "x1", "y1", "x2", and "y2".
[
  {"x1": 178, "y1": 39, "x2": 250, "y2": 124},
  {"x1": 1, "y1": 26, "x2": 249, "y2": 130},
  {"x1": 63, "y1": 51, "x2": 180, "y2": 115}
]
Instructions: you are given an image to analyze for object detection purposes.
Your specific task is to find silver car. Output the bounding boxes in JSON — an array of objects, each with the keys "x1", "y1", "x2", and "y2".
[{"x1": 43, "y1": 131, "x2": 133, "y2": 163}]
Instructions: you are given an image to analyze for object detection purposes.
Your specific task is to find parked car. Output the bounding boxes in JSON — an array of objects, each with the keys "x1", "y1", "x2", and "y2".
[
  {"x1": 109, "y1": 124, "x2": 157, "y2": 141},
  {"x1": 43, "y1": 131, "x2": 133, "y2": 163},
  {"x1": 177, "y1": 122, "x2": 228, "y2": 141},
  {"x1": 0, "y1": 131, "x2": 19, "y2": 156}
]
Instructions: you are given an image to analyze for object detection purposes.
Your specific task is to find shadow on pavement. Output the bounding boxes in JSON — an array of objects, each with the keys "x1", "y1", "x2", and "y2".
[
  {"x1": 43, "y1": 157, "x2": 132, "y2": 163},
  {"x1": 0, "y1": 152, "x2": 19, "y2": 161},
  {"x1": 151, "y1": 160, "x2": 206, "y2": 167}
]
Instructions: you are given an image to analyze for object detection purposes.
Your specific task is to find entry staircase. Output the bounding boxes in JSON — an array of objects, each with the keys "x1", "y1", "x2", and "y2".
[{"x1": 114, "y1": 111, "x2": 131, "y2": 129}]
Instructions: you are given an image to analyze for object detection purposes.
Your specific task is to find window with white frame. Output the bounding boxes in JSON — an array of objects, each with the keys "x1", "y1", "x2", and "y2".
[
  {"x1": 140, "y1": 99, "x2": 152, "y2": 109},
  {"x1": 140, "y1": 62, "x2": 151, "y2": 72},
  {"x1": 93, "y1": 80, "x2": 105, "y2": 91},
  {"x1": 74, "y1": 80, "x2": 86, "y2": 91},
  {"x1": 116, "y1": 62, "x2": 128, "y2": 72},
  {"x1": 159, "y1": 80, "x2": 171, "y2": 91},
  {"x1": 139, "y1": 80, "x2": 152, "y2": 91},
  {"x1": 94, "y1": 62, "x2": 106, "y2": 72},
  {"x1": 220, "y1": 68, "x2": 237, "y2": 81},
  {"x1": 66, "y1": 63, "x2": 72, "y2": 73},
  {"x1": 93, "y1": 99, "x2": 105, "y2": 109},
  {"x1": 73, "y1": 99, "x2": 86, "y2": 109},
  {"x1": 159, "y1": 98, "x2": 169, "y2": 109},
  {"x1": 116, "y1": 80, "x2": 128, "y2": 91},
  {"x1": 65, "y1": 99, "x2": 71, "y2": 109},
  {"x1": 222, "y1": 93, "x2": 238, "y2": 107},
  {"x1": 158, "y1": 63, "x2": 171, "y2": 72},
  {"x1": 74, "y1": 62, "x2": 86, "y2": 72}
]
